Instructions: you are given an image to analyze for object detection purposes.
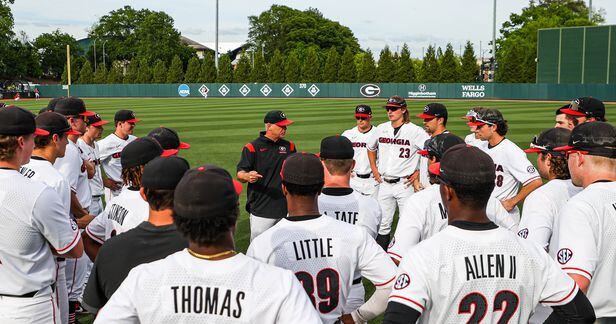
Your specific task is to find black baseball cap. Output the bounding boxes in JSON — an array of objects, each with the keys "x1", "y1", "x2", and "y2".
[
  {"x1": 121, "y1": 137, "x2": 177, "y2": 169},
  {"x1": 555, "y1": 105, "x2": 569, "y2": 116},
  {"x1": 419, "y1": 133, "x2": 465, "y2": 160},
  {"x1": 467, "y1": 108, "x2": 504, "y2": 127},
  {"x1": 554, "y1": 122, "x2": 616, "y2": 158},
  {"x1": 115, "y1": 109, "x2": 141, "y2": 123},
  {"x1": 0, "y1": 106, "x2": 49, "y2": 136},
  {"x1": 560, "y1": 97, "x2": 605, "y2": 119},
  {"x1": 35, "y1": 112, "x2": 81, "y2": 136},
  {"x1": 46, "y1": 97, "x2": 64, "y2": 112},
  {"x1": 148, "y1": 127, "x2": 190, "y2": 150},
  {"x1": 264, "y1": 110, "x2": 293, "y2": 127},
  {"x1": 54, "y1": 97, "x2": 95, "y2": 117},
  {"x1": 281, "y1": 152, "x2": 324, "y2": 186},
  {"x1": 385, "y1": 96, "x2": 407, "y2": 108},
  {"x1": 320, "y1": 135, "x2": 354, "y2": 159},
  {"x1": 142, "y1": 156, "x2": 190, "y2": 190},
  {"x1": 86, "y1": 113, "x2": 110, "y2": 127},
  {"x1": 173, "y1": 164, "x2": 243, "y2": 219},
  {"x1": 524, "y1": 128, "x2": 571, "y2": 156},
  {"x1": 417, "y1": 103, "x2": 448, "y2": 119},
  {"x1": 429, "y1": 144, "x2": 496, "y2": 185},
  {"x1": 39, "y1": 107, "x2": 53, "y2": 114},
  {"x1": 355, "y1": 105, "x2": 372, "y2": 118}
]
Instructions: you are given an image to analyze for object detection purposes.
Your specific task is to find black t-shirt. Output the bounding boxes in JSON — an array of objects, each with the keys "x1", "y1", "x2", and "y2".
[
  {"x1": 236, "y1": 131, "x2": 296, "y2": 219},
  {"x1": 82, "y1": 222, "x2": 188, "y2": 312}
]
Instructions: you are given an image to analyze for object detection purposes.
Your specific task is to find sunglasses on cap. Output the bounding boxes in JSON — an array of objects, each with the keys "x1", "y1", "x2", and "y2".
[{"x1": 466, "y1": 111, "x2": 495, "y2": 127}]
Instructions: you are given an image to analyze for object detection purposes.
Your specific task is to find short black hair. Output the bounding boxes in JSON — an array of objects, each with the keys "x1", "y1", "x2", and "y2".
[
  {"x1": 173, "y1": 204, "x2": 239, "y2": 245},
  {"x1": 495, "y1": 120, "x2": 508, "y2": 136},
  {"x1": 143, "y1": 188, "x2": 175, "y2": 211},
  {"x1": 282, "y1": 180, "x2": 324, "y2": 197},
  {"x1": 447, "y1": 180, "x2": 494, "y2": 209}
]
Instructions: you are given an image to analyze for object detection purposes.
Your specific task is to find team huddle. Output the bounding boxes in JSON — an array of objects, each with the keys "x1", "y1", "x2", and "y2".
[{"x1": 0, "y1": 94, "x2": 613, "y2": 324}]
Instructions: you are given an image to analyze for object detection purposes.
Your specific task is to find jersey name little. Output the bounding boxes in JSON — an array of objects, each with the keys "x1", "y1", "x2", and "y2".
[{"x1": 292, "y1": 238, "x2": 334, "y2": 260}]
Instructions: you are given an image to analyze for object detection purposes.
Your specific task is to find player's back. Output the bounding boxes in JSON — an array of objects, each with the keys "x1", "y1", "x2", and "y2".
[
  {"x1": 86, "y1": 187, "x2": 148, "y2": 243},
  {"x1": 318, "y1": 188, "x2": 381, "y2": 238},
  {"x1": 394, "y1": 223, "x2": 577, "y2": 324},
  {"x1": 94, "y1": 251, "x2": 321, "y2": 324}
]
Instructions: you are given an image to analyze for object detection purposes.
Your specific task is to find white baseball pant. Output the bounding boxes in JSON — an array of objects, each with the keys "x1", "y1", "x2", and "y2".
[
  {"x1": 350, "y1": 175, "x2": 379, "y2": 199},
  {"x1": 65, "y1": 253, "x2": 89, "y2": 302},
  {"x1": 0, "y1": 293, "x2": 58, "y2": 324},
  {"x1": 249, "y1": 214, "x2": 281, "y2": 241},
  {"x1": 377, "y1": 179, "x2": 414, "y2": 235},
  {"x1": 55, "y1": 260, "x2": 68, "y2": 324},
  {"x1": 89, "y1": 196, "x2": 104, "y2": 217}
]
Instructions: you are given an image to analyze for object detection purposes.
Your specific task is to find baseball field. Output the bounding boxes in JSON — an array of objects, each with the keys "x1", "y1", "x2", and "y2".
[{"x1": 7, "y1": 97, "x2": 615, "y2": 323}]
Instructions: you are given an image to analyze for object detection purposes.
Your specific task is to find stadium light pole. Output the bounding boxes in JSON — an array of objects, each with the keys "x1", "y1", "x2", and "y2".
[
  {"x1": 215, "y1": 0, "x2": 219, "y2": 70},
  {"x1": 93, "y1": 39, "x2": 97, "y2": 73},
  {"x1": 492, "y1": 0, "x2": 497, "y2": 80},
  {"x1": 589, "y1": 0, "x2": 593, "y2": 20},
  {"x1": 102, "y1": 40, "x2": 108, "y2": 69}
]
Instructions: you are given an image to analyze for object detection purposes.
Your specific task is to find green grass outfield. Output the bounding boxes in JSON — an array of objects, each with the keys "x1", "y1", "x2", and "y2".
[{"x1": 6, "y1": 97, "x2": 615, "y2": 323}]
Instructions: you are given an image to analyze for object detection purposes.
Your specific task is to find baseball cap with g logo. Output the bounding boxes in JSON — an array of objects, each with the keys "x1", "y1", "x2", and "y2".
[{"x1": 264, "y1": 110, "x2": 294, "y2": 127}]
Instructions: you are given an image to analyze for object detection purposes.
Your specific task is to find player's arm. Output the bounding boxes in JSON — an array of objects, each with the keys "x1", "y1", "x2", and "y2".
[
  {"x1": 501, "y1": 178, "x2": 542, "y2": 211},
  {"x1": 70, "y1": 190, "x2": 95, "y2": 227},
  {"x1": 84, "y1": 213, "x2": 107, "y2": 261},
  {"x1": 382, "y1": 302, "x2": 421, "y2": 324},
  {"x1": 366, "y1": 129, "x2": 382, "y2": 183},
  {"x1": 545, "y1": 290, "x2": 595, "y2": 323},
  {"x1": 236, "y1": 143, "x2": 262, "y2": 183},
  {"x1": 517, "y1": 191, "x2": 552, "y2": 249},
  {"x1": 388, "y1": 202, "x2": 424, "y2": 265},
  {"x1": 367, "y1": 150, "x2": 381, "y2": 183},
  {"x1": 84, "y1": 159, "x2": 95, "y2": 179},
  {"x1": 501, "y1": 150, "x2": 542, "y2": 211}
]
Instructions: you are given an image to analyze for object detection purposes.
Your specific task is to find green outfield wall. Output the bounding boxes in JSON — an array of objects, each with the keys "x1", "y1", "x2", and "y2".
[{"x1": 37, "y1": 83, "x2": 616, "y2": 101}]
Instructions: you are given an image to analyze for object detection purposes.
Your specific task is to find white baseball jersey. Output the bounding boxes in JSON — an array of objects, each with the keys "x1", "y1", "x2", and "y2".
[
  {"x1": 518, "y1": 179, "x2": 581, "y2": 251},
  {"x1": 98, "y1": 133, "x2": 137, "y2": 193},
  {"x1": 247, "y1": 216, "x2": 397, "y2": 324},
  {"x1": 78, "y1": 138, "x2": 104, "y2": 196},
  {"x1": 55, "y1": 140, "x2": 92, "y2": 209},
  {"x1": 389, "y1": 223, "x2": 579, "y2": 323},
  {"x1": 367, "y1": 122, "x2": 429, "y2": 178},
  {"x1": 388, "y1": 185, "x2": 518, "y2": 263},
  {"x1": 318, "y1": 188, "x2": 381, "y2": 238},
  {"x1": 464, "y1": 133, "x2": 482, "y2": 146},
  {"x1": 0, "y1": 169, "x2": 80, "y2": 296},
  {"x1": 85, "y1": 188, "x2": 148, "y2": 244},
  {"x1": 95, "y1": 250, "x2": 321, "y2": 324},
  {"x1": 342, "y1": 125, "x2": 377, "y2": 175},
  {"x1": 555, "y1": 181, "x2": 616, "y2": 318},
  {"x1": 477, "y1": 139, "x2": 540, "y2": 201},
  {"x1": 20, "y1": 156, "x2": 71, "y2": 212}
]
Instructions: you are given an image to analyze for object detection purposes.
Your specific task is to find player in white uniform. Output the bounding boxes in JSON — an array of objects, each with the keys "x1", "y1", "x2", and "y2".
[
  {"x1": 341, "y1": 105, "x2": 379, "y2": 198},
  {"x1": 415, "y1": 103, "x2": 449, "y2": 190},
  {"x1": 317, "y1": 135, "x2": 382, "y2": 313},
  {"x1": 388, "y1": 133, "x2": 516, "y2": 265},
  {"x1": 78, "y1": 113, "x2": 109, "y2": 217},
  {"x1": 98, "y1": 109, "x2": 140, "y2": 200},
  {"x1": 96, "y1": 164, "x2": 321, "y2": 323},
  {"x1": 382, "y1": 144, "x2": 596, "y2": 324},
  {"x1": 0, "y1": 106, "x2": 84, "y2": 324},
  {"x1": 554, "y1": 122, "x2": 616, "y2": 321},
  {"x1": 462, "y1": 108, "x2": 484, "y2": 146},
  {"x1": 248, "y1": 153, "x2": 397, "y2": 324},
  {"x1": 559, "y1": 96, "x2": 606, "y2": 126},
  {"x1": 19, "y1": 112, "x2": 82, "y2": 324},
  {"x1": 84, "y1": 137, "x2": 174, "y2": 260},
  {"x1": 367, "y1": 96, "x2": 429, "y2": 249},
  {"x1": 470, "y1": 108, "x2": 542, "y2": 223},
  {"x1": 555, "y1": 105, "x2": 575, "y2": 130}
]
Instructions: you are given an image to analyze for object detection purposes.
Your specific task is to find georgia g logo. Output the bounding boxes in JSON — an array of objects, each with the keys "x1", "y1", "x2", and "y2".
[
  {"x1": 279, "y1": 112, "x2": 286, "y2": 119},
  {"x1": 394, "y1": 273, "x2": 410, "y2": 290},
  {"x1": 360, "y1": 84, "x2": 381, "y2": 97},
  {"x1": 557, "y1": 248, "x2": 573, "y2": 265}
]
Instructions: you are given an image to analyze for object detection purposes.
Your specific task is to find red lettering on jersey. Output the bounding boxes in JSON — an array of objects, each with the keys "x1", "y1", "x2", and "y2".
[
  {"x1": 112, "y1": 152, "x2": 121, "y2": 159},
  {"x1": 378, "y1": 137, "x2": 410, "y2": 146},
  {"x1": 352, "y1": 142, "x2": 367, "y2": 148}
]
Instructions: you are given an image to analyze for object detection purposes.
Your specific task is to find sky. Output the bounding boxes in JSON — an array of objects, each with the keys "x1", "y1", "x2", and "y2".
[{"x1": 11, "y1": 0, "x2": 616, "y2": 58}]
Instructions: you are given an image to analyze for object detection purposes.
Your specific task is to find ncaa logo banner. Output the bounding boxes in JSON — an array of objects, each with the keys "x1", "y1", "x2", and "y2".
[
  {"x1": 178, "y1": 84, "x2": 190, "y2": 97},
  {"x1": 360, "y1": 84, "x2": 381, "y2": 97}
]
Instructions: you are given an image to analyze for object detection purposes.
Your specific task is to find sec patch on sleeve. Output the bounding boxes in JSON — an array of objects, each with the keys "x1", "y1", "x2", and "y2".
[
  {"x1": 394, "y1": 273, "x2": 411, "y2": 290},
  {"x1": 557, "y1": 248, "x2": 573, "y2": 265}
]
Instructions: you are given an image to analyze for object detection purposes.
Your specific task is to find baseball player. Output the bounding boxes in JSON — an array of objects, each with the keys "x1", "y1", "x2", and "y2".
[
  {"x1": 367, "y1": 96, "x2": 429, "y2": 249},
  {"x1": 560, "y1": 96, "x2": 606, "y2": 126},
  {"x1": 461, "y1": 108, "x2": 484, "y2": 146},
  {"x1": 77, "y1": 113, "x2": 109, "y2": 217},
  {"x1": 95, "y1": 164, "x2": 321, "y2": 323},
  {"x1": 317, "y1": 135, "x2": 382, "y2": 313},
  {"x1": 248, "y1": 153, "x2": 397, "y2": 324},
  {"x1": 84, "y1": 137, "x2": 175, "y2": 260},
  {"x1": 19, "y1": 112, "x2": 81, "y2": 324},
  {"x1": 415, "y1": 103, "x2": 449, "y2": 190},
  {"x1": 341, "y1": 105, "x2": 379, "y2": 198},
  {"x1": 388, "y1": 133, "x2": 517, "y2": 266},
  {"x1": 555, "y1": 105, "x2": 575, "y2": 130},
  {"x1": 554, "y1": 122, "x2": 616, "y2": 321},
  {"x1": 98, "y1": 109, "x2": 140, "y2": 199},
  {"x1": 470, "y1": 108, "x2": 542, "y2": 222},
  {"x1": 147, "y1": 126, "x2": 191, "y2": 152},
  {"x1": 0, "y1": 106, "x2": 83, "y2": 324},
  {"x1": 382, "y1": 144, "x2": 596, "y2": 324}
]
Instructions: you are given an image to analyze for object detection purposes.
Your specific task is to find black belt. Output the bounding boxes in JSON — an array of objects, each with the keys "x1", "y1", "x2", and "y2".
[
  {"x1": 56, "y1": 257, "x2": 65, "y2": 262},
  {"x1": 92, "y1": 195, "x2": 103, "y2": 198},
  {"x1": 352, "y1": 277, "x2": 363, "y2": 285},
  {"x1": 383, "y1": 177, "x2": 400, "y2": 184},
  {"x1": 355, "y1": 173, "x2": 371, "y2": 179},
  {"x1": 0, "y1": 284, "x2": 54, "y2": 298}
]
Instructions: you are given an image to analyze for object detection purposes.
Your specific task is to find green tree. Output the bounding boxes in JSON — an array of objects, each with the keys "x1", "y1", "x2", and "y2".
[
  {"x1": 439, "y1": 43, "x2": 460, "y2": 83},
  {"x1": 135, "y1": 58, "x2": 152, "y2": 83},
  {"x1": 496, "y1": 39, "x2": 529, "y2": 83},
  {"x1": 0, "y1": 0, "x2": 16, "y2": 77},
  {"x1": 123, "y1": 60, "x2": 138, "y2": 83},
  {"x1": 357, "y1": 50, "x2": 376, "y2": 83},
  {"x1": 93, "y1": 64, "x2": 108, "y2": 83},
  {"x1": 166, "y1": 55, "x2": 184, "y2": 83},
  {"x1": 234, "y1": 52, "x2": 252, "y2": 83},
  {"x1": 338, "y1": 46, "x2": 356, "y2": 82},
  {"x1": 419, "y1": 45, "x2": 439, "y2": 82},
  {"x1": 216, "y1": 55, "x2": 233, "y2": 83},
  {"x1": 200, "y1": 52, "x2": 217, "y2": 82},
  {"x1": 3, "y1": 33, "x2": 42, "y2": 79},
  {"x1": 322, "y1": 47, "x2": 340, "y2": 82},
  {"x1": 33, "y1": 30, "x2": 79, "y2": 79},
  {"x1": 460, "y1": 41, "x2": 478, "y2": 82},
  {"x1": 107, "y1": 62, "x2": 124, "y2": 83},
  {"x1": 394, "y1": 43, "x2": 414, "y2": 82},
  {"x1": 301, "y1": 47, "x2": 321, "y2": 82},
  {"x1": 152, "y1": 59, "x2": 167, "y2": 83},
  {"x1": 77, "y1": 60, "x2": 94, "y2": 84},
  {"x1": 268, "y1": 49, "x2": 285, "y2": 82},
  {"x1": 250, "y1": 49, "x2": 268, "y2": 82},
  {"x1": 284, "y1": 50, "x2": 301, "y2": 82},
  {"x1": 376, "y1": 46, "x2": 395, "y2": 82},
  {"x1": 184, "y1": 56, "x2": 201, "y2": 82}
]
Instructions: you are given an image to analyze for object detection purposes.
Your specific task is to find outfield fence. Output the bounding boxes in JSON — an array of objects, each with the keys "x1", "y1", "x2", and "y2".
[{"x1": 37, "y1": 83, "x2": 616, "y2": 101}]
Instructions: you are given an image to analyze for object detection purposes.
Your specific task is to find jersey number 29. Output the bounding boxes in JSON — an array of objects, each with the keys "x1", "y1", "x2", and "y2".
[
  {"x1": 458, "y1": 290, "x2": 519, "y2": 323},
  {"x1": 295, "y1": 269, "x2": 340, "y2": 314}
]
